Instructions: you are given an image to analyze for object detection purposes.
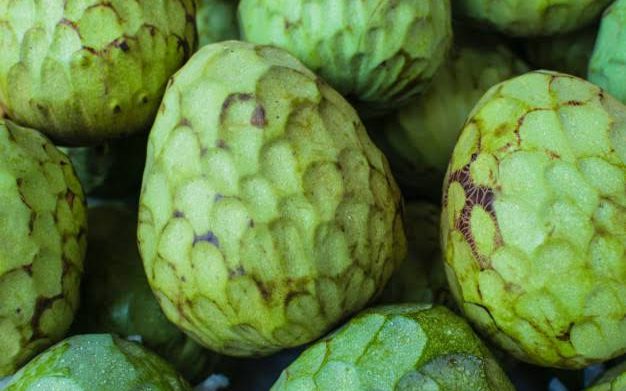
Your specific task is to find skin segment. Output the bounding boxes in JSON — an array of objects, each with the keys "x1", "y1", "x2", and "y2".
[
  {"x1": 238, "y1": 0, "x2": 452, "y2": 111},
  {"x1": 4, "y1": 334, "x2": 191, "y2": 390},
  {"x1": 441, "y1": 70, "x2": 626, "y2": 368},
  {"x1": 0, "y1": 120, "x2": 87, "y2": 376},
  {"x1": 196, "y1": 0, "x2": 239, "y2": 48},
  {"x1": 0, "y1": 0, "x2": 197, "y2": 145},
  {"x1": 138, "y1": 41, "x2": 406, "y2": 357},
  {"x1": 271, "y1": 304, "x2": 514, "y2": 390},
  {"x1": 589, "y1": 0, "x2": 626, "y2": 104}
]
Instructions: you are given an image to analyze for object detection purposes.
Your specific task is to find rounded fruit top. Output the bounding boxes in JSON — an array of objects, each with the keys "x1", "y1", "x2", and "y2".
[
  {"x1": 4, "y1": 334, "x2": 191, "y2": 390},
  {"x1": 271, "y1": 304, "x2": 514, "y2": 391},
  {"x1": 0, "y1": 0, "x2": 197, "y2": 145},
  {"x1": 441, "y1": 70, "x2": 626, "y2": 368},
  {"x1": 138, "y1": 40, "x2": 406, "y2": 357},
  {"x1": 238, "y1": 0, "x2": 452, "y2": 111},
  {"x1": 0, "y1": 119, "x2": 87, "y2": 376}
]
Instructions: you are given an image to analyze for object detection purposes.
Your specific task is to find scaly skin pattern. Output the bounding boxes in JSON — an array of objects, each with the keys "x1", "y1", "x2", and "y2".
[
  {"x1": 196, "y1": 0, "x2": 239, "y2": 48},
  {"x1": 452, "y1": 0, "x2": 612, "y2": 37},
  {"x1": 372, "y1": 35, "x2": 527, "y2": 200},
  {"x1": 0, "y1": 0, "x2": 196, "y2": 145},
  {"x1": 138, "y1": 41, "x2": 407, "y2": 357},
  {"x1": 0, "y1": 120, "x2": 87, "y2": 376},
  {"x1": 586, "y1": 361, "x2": 626, "y2": 390},
  {"x1": 4, "y1": 334, "x2": 191, "y2": 390},
  {"x1": 238, "y1": 0, "x2": 452, "y2": 109},
  {"x1": 75, "y1": 206, "x2": 216, "y2": 382},
  {"x1": 589, "y1": 0, "x2": 626, "y2": 104},
  {"x1": 441, "y1": 71, "x2": 626, "y2": 368},
  {"x1": 379, "y1": 202, "x2": 449, "y2": 305},
  {"x1": 271, "y1": 304, "x2": 514, "y2": 390}
]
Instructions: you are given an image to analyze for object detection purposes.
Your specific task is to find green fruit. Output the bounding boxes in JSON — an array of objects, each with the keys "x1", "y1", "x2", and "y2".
[
  {"x1": 4, "y1": 334, "x2": 191, "y2": 390},
  {"x1": 0, "y1": 0, "x2": 197, "y2": 145},
  {"x1": 0, "y1": 120, "x2": 87, "y2": 376},
  {"x1": 138, "y1": 40, "x2": 406, "y2": 357},
  {"x1": 74, "y1": 206, "x2": 217, "y2": 382},
  {"x1": 197, "y1": 0, "x2": 239, "y2": 47},
  {"x1": 271, "y1": 304, "x2": 514, "y2": 391},
  {"x1": 586, "y1": 361, "x2": 626, "y2": 390},
  {"x1": 441, "y1": 70, "x2": 626, "y2": 368},
  {"x1": 589, "y1": 0, "x2": 626, "y2": 104},
  {"x1": 60, "y1": 135, "x2": 147, "y2": 198},
  {"x1": 522, "y1": 25, "x2": 597, "y2": 78},
  {"x1": 371, "y1": 34, "x2": 527, "y2": 200},
  {"x1": 379, "y1": 202, "x2": 449, "y2": 305},
  {"x1": 452, "y1": 0, "x2": 611, "y2": 37},
  {"x1": 238, "y1": 0, "x2": 452, "y2": 111}
]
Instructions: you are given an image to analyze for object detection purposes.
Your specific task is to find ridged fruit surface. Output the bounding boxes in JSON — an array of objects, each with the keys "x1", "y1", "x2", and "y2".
[
  {"x1": 196, "y1": 0, "x2": 239, "y2": 47},
  {"x1": 586, "y1": 361, "x2": 626, "y2": 391}
]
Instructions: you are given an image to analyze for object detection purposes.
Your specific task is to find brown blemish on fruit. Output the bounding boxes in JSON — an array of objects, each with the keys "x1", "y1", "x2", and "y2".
[
  {"x1": 251, "y1": 105, "x2": 267, "y2": 128},
  {"x1": 30, "y1": 294, "x2": 62, "y2": 339},
  {"x1": 65, "y1": 190, "x2": 75, "y2": 207}
]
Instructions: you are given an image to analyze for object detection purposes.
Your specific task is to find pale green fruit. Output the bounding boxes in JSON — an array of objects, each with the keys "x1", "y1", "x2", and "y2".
[
  {"x1": 589, "y1": 0, "x2": 626, "y2": 104},
  {"x1": 441, "y1": 71, "x2": 626, "y2": 368},
  {"x1": 0, "y1": 0, "x2": 197, "y2": 145},
  {"x1": 0, "y1": 119, "x2": 87, "y2": 376},
  {"x1": 452, "y1": 0, "x2": 611, "y2": 37},
  {"x1": 138, "y1": 41, "x2": 406, "y2": 357},
  {"x1": 586, "y1": 361, "x2": 626, "y2": 390},
  {"x1": 371, "y1": 35, "x2": 527, "y2": 200},
  {"x1": 197, "y1": 0, "x2": 239, "y2": 47},
  {"x1": 74, "y1": 206, "x2": 218, "y2": 382},
  {"x1": 238, "y1": 0, "x2": 452, "y2": 111},
  {"x1": 271, "y1": 304, "x2": 514, "y2": 391},
  {"x1": 522, "y1": 25, "x2": 597, "y2": 78},
  {"x1": 4, "y1": 334, "x2": 191, "y2": 390}
]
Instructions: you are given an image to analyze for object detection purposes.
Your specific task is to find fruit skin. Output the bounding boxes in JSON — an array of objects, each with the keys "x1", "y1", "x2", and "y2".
[
  {"x1": 586, "y1": 360, "x2": 626, "y2": 390},
  {"x1": 370, "y1": 33, "x2": 527, "y2": 201},
  {"x1": 378, "y1": 202, "x2": 449, "y2": 305},
  {"x1": 238, "y1": 0, "x2": 452, "y2": 111},
  {"x1": 589, "y1": 0, "x2": 626, "y2": 104},
  {"x1": 4, "y1": 334, "x2": 191, "y2": 390},
  {"x1": 197, "y1": 0, "x2": 239, "y2": 47},
  {"x1": 452, "y1": 0, "x2": 611, "y2": 37},
  {"x1": 521, "y1": 25, "x2": 597, "y2": 79},
  {"x1": 441, "y1": 70, "x2": 626, "y2": 368},
  {"x1": 0, "y1": 120, "x2": 87, "y2": 376},
  {"x1": 271, "y1": 304, "x2": 514, "y2": 391},
  {"x1": 138, "y1": 40, "x2": 406, "y2": 357},
  {"x1": 73, "y1": 206, "x2": 217, "y2": 382},
  {"x1": 0, "y1": 0, "x2": 197, "y2": 146}
]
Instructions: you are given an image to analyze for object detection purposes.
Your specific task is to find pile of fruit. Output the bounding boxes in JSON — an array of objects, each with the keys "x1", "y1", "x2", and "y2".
[{"x1": 0, "y1": 0, "x2": 624, "y2": 390}]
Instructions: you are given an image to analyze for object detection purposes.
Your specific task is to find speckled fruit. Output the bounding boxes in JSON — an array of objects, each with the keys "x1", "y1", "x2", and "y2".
[
  {"x1": 196, "y1": 0, "x2": 239, "y2": 47},
  {"x1": 4, "y1": 334, "x2": 191, "y2": 390},
  {"x1": 238, "y1": 0, "x2": 452, "y2": 111},
  {"x1": 441, "y1": 70, "x2": 626, "y2": 368},
  {"x1": 0, "y1": 119, "x2": 87, "y2": 375},
  {"x1": 0, "y1": 0, "x2": 197, "y2": 145},
  {"x1": 271, "y1": 304, "x2": 514, "y2": 390},
  {"x1": 75, "y1": 206, "x2": 217, "y2": 382},
  {"x1": 589, "y1": 0, "x2": 626, "y2": 104},
  {"x1": 138, "y1": 41, "x2": 406, "y2": 357},
  {"x1": 586, "y1": 360, "x2": 626, "y2": 390},
  {"x1": 371, "y1": 33, "x2": 527, "y2": 200},
  {"x1": 452, "y1": 0, "x2": 611, "y2": 37}
]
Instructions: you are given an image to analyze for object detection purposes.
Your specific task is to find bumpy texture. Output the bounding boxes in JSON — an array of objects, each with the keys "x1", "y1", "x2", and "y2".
[
  {"x1": 238, "y1": 0, "x2": 452, "y2": 110},
  {"x1": 197, "y1": 0, "x2": 239, "y2": 47},
  {"x1": 75, "y1": 206, "x2": 216, "y2": 382},
  {"x1": 0, "y1": 0, "x2": 196, "y2": 145},
  {"x1": 379, "y1": 202, "x2": 448, "y2": 305},
  {"x1": 271, "y1": 304, "x2": 514, "y2": 390},
  {"x1": 138, "y1": 41, "x2": 406, "y2": 357},
  {"x1": 60, "y1": 134, "x2": 147, "y2": 198},
  {"x1": 523, "y1": 25, "x2": 597, "y2": 78},
  {"x1": 371, "y1": 35, "x2": 527, "y2": 200},
  {"x1": 441, "y1": 70, "x2": 626, "y2": 368},
  {"x1": 0, "y1": 120, "x2": 87, "y2": 376},
  {"x1": 4, "y1": 334, "x2": 191, "y2": 390},
  {"x1": 589, "y1": 0, "x2": 626, "y2": 104},
  {"x1": 452, "y1": 0, "x2": 611, "y2": 37},
  {"x1": 586, "y1": 361, "x2": 626, "y2": 390}
]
